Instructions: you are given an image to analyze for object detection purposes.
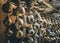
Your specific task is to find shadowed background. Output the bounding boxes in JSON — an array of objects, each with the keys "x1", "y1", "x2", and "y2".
[{"x1": 0, "y1": 0, "x2": 7, "y2": 43}]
